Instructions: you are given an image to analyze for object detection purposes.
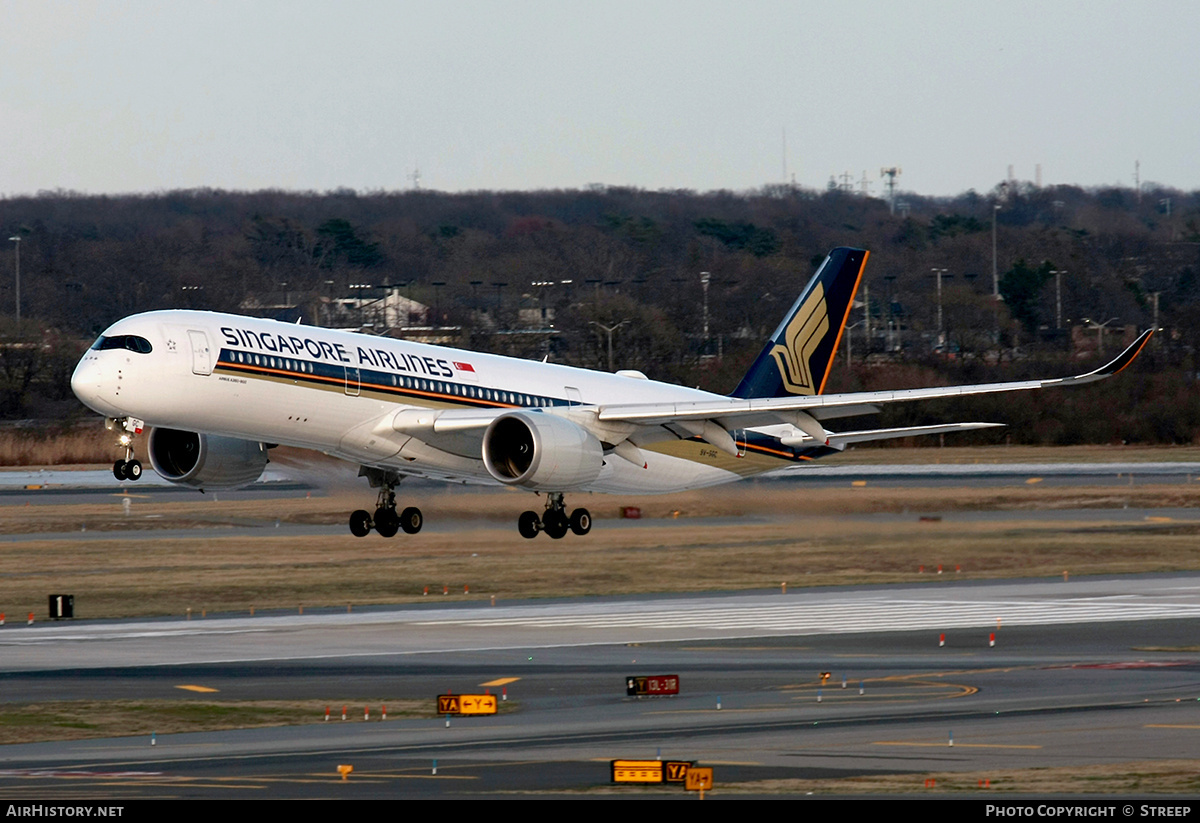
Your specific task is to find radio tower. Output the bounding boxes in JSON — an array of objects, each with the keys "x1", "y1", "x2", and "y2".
[
  {"x1": 859, "y1": 170, "x2": 872, "y2": 196},
  {"x1": 408, "y1": 165, "x2": 422, "y2": 191},
  {"x1": 880, "y1": 167, "x2": 901, "y2": 215}
]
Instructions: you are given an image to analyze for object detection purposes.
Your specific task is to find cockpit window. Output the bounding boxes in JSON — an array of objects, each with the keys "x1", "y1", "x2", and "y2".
[{"x1": 91, "y1": 335, "x2": 153, "y2": 354}]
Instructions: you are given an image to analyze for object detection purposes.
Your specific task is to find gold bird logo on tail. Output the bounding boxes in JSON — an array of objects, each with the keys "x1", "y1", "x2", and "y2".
[{"x1": 768, "y1": 282, "x2": 829, "y2": 396}]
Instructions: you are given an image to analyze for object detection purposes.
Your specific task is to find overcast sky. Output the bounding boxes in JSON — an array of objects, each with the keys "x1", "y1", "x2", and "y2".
[{"x1": 1, "y1": 0, "x2": 1197, "y2": 198}]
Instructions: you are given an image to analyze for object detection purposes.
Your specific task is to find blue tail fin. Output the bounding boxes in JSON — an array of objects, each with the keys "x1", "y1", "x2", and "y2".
[{"x1": 731, "y1": 247, "x2": 868, "y2": 398}]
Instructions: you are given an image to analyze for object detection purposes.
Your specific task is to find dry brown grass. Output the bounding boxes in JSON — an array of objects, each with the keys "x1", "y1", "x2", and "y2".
[
  {"x1": 0, "y1": 425, "x2": 115, "y2": 467},
  {"x1": 0, "y1": 699, "x2": 438, "y2": 745},
  {"x1": 3, "y1": 483, "x2": 1200, "y2": 619}
]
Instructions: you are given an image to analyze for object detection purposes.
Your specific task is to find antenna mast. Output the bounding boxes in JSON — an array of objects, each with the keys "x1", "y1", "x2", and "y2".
[
  {"x1": 782, "y1": 127, "x2": 787, "y2": 184},
  {"x1": 880, "y1": 167, "x2": 901, "y2": 215}
]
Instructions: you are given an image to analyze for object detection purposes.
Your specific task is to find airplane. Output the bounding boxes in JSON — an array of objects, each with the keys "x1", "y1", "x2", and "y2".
[{"x1": 70, "y1": 247, "x2": 1153, "y2": 539}]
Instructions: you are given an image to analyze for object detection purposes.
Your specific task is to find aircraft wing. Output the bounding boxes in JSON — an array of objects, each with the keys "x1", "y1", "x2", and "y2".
[
  {"x1": 362, "y1": 329, "x2": 1150, "y2": 463},
  {"x1": 597, "y1": 329, "x2": 1154, "y2": 428}
]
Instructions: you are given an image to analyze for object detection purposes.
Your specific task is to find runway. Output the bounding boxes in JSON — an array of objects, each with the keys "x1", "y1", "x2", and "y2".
[
  {"x1": 4, "y1": 575, "x2": 1200, "y2": 669},
  {"x1": 2, "y1": 575, "x2": 1200, "y2": 797}
]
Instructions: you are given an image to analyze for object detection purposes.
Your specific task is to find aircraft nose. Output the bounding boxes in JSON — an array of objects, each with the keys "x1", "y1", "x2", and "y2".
[{"x1": 70, "y1": 355, "x2": 107, "y2": 412}]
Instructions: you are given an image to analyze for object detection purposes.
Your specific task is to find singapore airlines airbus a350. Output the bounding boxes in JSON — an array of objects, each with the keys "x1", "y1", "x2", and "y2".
[{"x1": 70, "y1": 248, "x2": 1152, "y2": 540}]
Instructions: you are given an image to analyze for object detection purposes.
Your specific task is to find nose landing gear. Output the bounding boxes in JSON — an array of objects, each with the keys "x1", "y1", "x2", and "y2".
[
  {"x1": 107, "y1": 417, "x2": 144, "y2": 481},
  {"x1": 518, "y1": 493, "x2": 591, "y2": 539}
]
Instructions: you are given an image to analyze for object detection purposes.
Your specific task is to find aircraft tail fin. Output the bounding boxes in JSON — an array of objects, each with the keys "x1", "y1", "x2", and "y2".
[{"x1": 731, "y1": 247, "x2": 868, "y2": 399}]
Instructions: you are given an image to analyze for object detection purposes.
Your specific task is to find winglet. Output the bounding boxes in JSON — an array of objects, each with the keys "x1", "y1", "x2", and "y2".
[{"x1": 1057, "y1": 328, "x2": 1154, "y2": 387}]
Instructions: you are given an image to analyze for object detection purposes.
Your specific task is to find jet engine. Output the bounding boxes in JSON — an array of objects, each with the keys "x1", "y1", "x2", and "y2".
[
  {"x1": 482, "y1": 412, "x2": 603, "y2": 490},
  {"x1": 147, "y1": 428, "x2": 269, "y2": 490}
]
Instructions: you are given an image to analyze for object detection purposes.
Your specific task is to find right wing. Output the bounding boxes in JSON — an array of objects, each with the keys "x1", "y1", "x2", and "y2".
[{"x1": 596, "y1": 329, "x2": 1154, "y2": 451}]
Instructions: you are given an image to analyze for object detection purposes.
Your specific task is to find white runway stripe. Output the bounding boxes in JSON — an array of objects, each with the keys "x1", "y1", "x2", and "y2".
[{"x1": 417, "y1": 596, "x2": 1200, "y2": 635}]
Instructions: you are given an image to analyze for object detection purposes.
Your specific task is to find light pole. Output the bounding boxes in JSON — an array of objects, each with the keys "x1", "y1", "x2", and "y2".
[
  {"x1": 991, "y1": 204, "x2": 1001, "y2": 298},
  {"x1": 531, "y1": 280, "x2": 555, "y2": 325},
  {"x1": 700, "y1": 271, "x2": 711, "y2": 343},
  {"x1": 589, "y1": 320, "x2": 629, "y2": 372},
  {"x1": 1085, "y1": 317, "x2": 1119, "y2": 356},
  {"x1": 931, "y1": 268, "x2": 950, "y2": 344},
  {"x1": 8, "y1": 236, "x2": 20, "y2": 334},
  {"x1": 1048, "y1": 270, "x2": 1066, "y2": 330},
  {"x1": 883, "y1": 274, "x2": 899, "y2": 352}
]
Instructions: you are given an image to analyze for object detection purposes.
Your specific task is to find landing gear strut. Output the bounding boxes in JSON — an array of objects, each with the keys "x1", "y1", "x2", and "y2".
[
  {"x1": 518, "y1": 493, "x2": 591, "y2": 539},
  {"x1": 107, "y1": 417, "x2": 144, "y2": 481},
  {"x1": 349, "y1": 468, "x2": 422, "y2": 538}
]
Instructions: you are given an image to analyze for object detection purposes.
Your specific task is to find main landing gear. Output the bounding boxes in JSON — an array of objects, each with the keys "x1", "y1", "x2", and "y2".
[
  {"x1": 107, "y1": 417, "x2": 144, "y2": 481},
  {"x1": 518, "y1": 492, "x2": 591, "y2": 540},
  {"x1": 349, "y1": 469, "x2": 422, "y2": 538}
]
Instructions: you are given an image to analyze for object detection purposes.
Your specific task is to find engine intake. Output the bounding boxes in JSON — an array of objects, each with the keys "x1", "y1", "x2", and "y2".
[
  {"x1": 147, "y1": 428, "x2": 269, "y2": 490},
  {"x1": 482, "y1": 412, "x2": 603, "y2": 490}
]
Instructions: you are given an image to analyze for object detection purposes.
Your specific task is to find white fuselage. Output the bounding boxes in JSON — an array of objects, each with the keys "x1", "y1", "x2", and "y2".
[{"x1": 71, "y1": 310, "x2": 759, "y2": 494}]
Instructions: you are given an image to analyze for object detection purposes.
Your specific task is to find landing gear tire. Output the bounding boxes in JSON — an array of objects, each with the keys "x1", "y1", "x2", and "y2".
[
  {"x1": 349, "y1": 509, "x2": 372, "y2": 537},
  {"x1": 569, "y1": 508, "x2": 591, "y2": 536},
  {"x1": 518, "y1": 510, "x2": 541, "y2": 539},
  {"x1": 399, "y1": 506, "x2": 423, "y2": 535},
  {"x1": 543, "y1": 509, "x2": 569, "y2": 539},
  {"x1": 113, "y1": 459, "x2": 142, "y2": 481},
  {"x1": 109, "y1": 418, "x2": 143, "y2": 483},
  {"x1": 374, "y1": 507, "x2": 399, "y2": 538}
]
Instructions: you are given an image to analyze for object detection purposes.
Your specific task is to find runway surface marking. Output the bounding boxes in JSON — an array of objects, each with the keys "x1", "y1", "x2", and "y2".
[
  {"x1": 873, "y1": 741, "x2": 1043, "y2": 749},
  {"x1": 479, "y1": 677, "x2": 520, "y2": 687},
  {"x1": 1145, "y1": 724, "x2": 1200, "y2": 729},
  {"x1": 176, "y1": 685, "x2": 219, "y2": 693},
  {"x1": 0, "y1": 770, "x2": 163, "y2": 777}
]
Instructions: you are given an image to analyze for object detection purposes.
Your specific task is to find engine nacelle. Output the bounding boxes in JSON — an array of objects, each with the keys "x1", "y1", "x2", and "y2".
[
  {"x1": 482, "y1": 412, "x2": 603, "y2": 490},
  {"x1": 147, "y1": 428, "x2": 269, "y2": 490}
]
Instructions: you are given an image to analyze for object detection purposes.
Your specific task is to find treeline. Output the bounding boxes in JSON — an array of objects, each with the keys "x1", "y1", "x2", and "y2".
[{"x1": 1, "y1": 182, "x2": 1199, "y2": 443}]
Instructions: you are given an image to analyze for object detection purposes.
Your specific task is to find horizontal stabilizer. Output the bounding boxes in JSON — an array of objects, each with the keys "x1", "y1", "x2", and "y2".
[{"x1": 823, "y1": 422, "x2": 1005, "y2": 449}]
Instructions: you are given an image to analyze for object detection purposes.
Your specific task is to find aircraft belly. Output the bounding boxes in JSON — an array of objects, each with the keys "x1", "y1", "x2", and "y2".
[
  {"x1": 643, "y1": 438, "x2": 799, "y2": 479},
  {"x1": 588, "y1": 452, "x2": 740, "y2": 494}
]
